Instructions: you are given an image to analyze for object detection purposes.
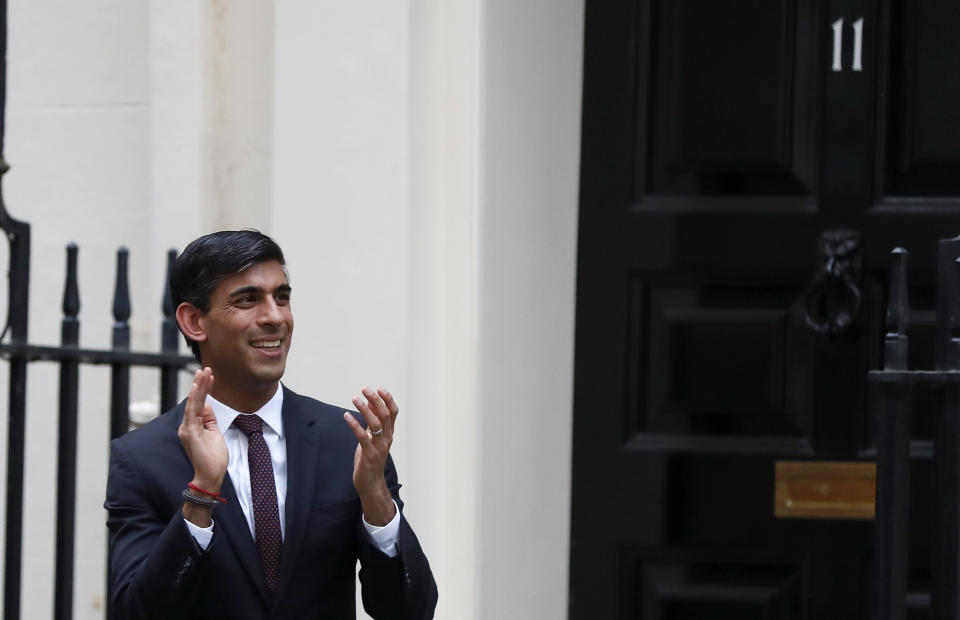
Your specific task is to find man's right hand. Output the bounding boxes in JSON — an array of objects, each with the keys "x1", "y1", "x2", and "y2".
[{"x1": 177, "y1": 367, "x2": 227, "y2": 526}]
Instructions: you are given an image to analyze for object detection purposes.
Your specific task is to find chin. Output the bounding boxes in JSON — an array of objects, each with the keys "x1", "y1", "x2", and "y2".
[{"x1": 252, "y1": 364, "x2": 286, "y2": 386}]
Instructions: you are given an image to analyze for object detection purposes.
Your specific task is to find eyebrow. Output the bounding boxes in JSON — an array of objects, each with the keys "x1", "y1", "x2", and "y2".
[{"x1": 227, "y1": 283, "x2": 292, "y2": 298}]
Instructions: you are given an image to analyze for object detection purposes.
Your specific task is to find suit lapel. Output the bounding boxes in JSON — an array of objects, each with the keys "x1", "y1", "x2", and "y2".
[
  {"x1": 215, "y1": 474, "x2": 271, "y2": 605},
  {"x1": 272, "y1": 387, "x2": 320, "y2": 601}
]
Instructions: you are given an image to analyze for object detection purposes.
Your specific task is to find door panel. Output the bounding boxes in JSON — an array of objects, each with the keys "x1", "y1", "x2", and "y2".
[
  {"x1": 622, "y1": 551, "x2": 806, "y2": 619},
  {"x1": 883, "y1": 0, "x2": 960, "y2": 196},
  {"x1": 629, "y1": 278, "x2": 814, "y2": 442},
  {"x1": 645, "y1": 0, "x2": 816, "y2": 196}
]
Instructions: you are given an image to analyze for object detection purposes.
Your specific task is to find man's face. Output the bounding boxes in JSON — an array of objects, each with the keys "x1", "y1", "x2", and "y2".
[{"x1": 197, "y1": 260, "x2": 293, "y2": 394}]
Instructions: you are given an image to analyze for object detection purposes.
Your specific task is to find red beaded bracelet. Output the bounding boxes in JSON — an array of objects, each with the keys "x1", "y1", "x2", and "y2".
[{"x1": 188, "y1": 482, "x2": 227, "y2": 503}]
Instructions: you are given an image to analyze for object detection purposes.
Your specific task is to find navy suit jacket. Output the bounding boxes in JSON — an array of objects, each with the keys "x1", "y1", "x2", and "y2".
[{"x1": 105, "y1": 386, "x2": 437, "y2": 619}]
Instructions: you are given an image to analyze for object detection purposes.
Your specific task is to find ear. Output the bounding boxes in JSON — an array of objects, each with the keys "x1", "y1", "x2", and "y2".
[{"x1": 175, "y1": 302, "x2": 208, "y2": 344}]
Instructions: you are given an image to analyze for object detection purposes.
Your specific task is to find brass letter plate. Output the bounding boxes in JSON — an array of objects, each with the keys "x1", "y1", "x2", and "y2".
[{"x1": 774, "y1": 461, "x2": 875, "y2": 520}]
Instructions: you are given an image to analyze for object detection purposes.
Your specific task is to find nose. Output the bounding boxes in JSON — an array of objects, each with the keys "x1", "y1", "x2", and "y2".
[{"x1": 257, "y1": 297, "x2": 285, "y2": 326}]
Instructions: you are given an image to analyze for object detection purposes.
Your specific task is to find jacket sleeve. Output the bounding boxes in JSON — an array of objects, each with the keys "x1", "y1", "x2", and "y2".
[
  {"x1": 357, "y1": 455, "x2": 438, "y2": 619},
  {"x1": 105, "y1": 438, "x2": 213, "y2": 619}
]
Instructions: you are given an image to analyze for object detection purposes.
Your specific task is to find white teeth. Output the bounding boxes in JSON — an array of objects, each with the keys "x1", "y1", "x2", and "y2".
[{"x1": 252, "y1": 340, "x2": 281, "y2": 348}]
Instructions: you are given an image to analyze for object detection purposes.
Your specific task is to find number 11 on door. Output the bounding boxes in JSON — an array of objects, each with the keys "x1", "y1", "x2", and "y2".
[{"x1": 831, "y1": 17, "x2": 864, "y2": 72}]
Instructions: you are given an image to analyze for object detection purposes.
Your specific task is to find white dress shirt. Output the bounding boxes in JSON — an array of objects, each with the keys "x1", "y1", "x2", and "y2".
[{"x1": 183, "y1": 385, "x2": 400, "y2": 557}]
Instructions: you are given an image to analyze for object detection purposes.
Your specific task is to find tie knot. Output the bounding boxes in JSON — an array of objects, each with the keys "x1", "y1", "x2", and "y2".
[{"x1": 232, "y1": 414, "x2": 264, "y2": 437}]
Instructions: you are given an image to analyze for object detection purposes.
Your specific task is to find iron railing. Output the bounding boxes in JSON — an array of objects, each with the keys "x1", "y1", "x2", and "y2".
[
  {"x1": 873, "y1": 237, "x2": 960, "y2": 620},
  {"x1": 0, "y1": 236, "x2": 195, "y2": 620}
]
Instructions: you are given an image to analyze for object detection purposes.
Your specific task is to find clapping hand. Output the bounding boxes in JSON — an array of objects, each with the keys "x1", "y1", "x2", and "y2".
[
  {"x1": 343, "y1": 387, "x2": 399, "y2": 526},
  {"x1": 177, "y1": 368, "x2": 228, "y2": 525}
]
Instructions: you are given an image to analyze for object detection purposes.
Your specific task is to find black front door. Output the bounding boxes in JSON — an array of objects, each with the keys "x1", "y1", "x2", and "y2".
[{"x1": 570, "y1": 0, "x2": 960, "y2": 617}]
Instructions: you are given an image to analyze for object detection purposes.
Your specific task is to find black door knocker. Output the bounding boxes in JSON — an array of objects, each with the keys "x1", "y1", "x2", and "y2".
[{"x1": 803, "y1": 229, "x2": 863, "y2": 336}]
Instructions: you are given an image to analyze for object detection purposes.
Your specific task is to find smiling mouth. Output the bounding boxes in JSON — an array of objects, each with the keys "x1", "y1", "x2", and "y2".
[{"x1": 251, "y1": 340, "x2": 281, "y2": 349}]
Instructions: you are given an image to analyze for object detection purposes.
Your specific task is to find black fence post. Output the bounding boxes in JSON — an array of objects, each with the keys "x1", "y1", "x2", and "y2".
[
  {"x1": 874, "y1": 247, "x2": 911, "y2": 620},
  {"x1": 0, "y1": 0, "x2": 32, "y2": 615},
  {"x1": 160, "y1": 248, "x2": 179, "y2": 412},
  {"x1": 55, "y1": 243, "x2": 80, "y2": 620},
  {"x1": 0, "y1": 1, "x2": 30, "y2": 614},
  {"x1": 0, "y1": 194, "x2": 28, "y2": 620},
  {"x1": 106, "y1": 247, "x2": 131, "y2": 620},
  {"x1": 933, "y1": 238, "x2": 960, "y2": 620},
  {"x1": 110, "y1": 247, "x2": 131, "y2": 440}
]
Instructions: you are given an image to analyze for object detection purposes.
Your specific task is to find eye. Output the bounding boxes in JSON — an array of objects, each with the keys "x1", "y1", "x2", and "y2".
[
  {"x1": 275, "y1": 290, "x2": 291, "y2": 305},
  {"x1": 233, "y1": 294, "x2": 259, "y2": 307}
]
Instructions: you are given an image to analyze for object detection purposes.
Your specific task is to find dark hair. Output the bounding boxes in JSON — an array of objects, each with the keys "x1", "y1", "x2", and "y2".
[{"x1": 169, "y1": 230, "x2": 286, "y2": 361}]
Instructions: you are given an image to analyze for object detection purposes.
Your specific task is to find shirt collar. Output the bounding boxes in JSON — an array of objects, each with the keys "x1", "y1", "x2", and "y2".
[{"x1": 206, "y1": 384, "x2": 285, "y2": 439}]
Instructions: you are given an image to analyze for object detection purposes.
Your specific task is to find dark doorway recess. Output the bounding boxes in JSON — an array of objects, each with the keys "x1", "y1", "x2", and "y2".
[{"x1": 570, "y1": 0, "x2": 960, "y2": 617}]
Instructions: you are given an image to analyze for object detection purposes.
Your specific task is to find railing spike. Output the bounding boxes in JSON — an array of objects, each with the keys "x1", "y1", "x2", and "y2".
[
  {"x1": 944, "y1": 257, "x2": 960, "y2": 371},
  {"x1": 54, "y1": 242, "x2": 79, "y2": 620},
  {"x1": 162, "y1": 248, "x2": 176, "y2": 319},
  {"x1": 886, "y1": 248, "x2": 909, "y2": 337},
  {"x1": 936, "y1": 235, "x2": 960, "y2": 369},
  {"x1": 61, "y1": 243, "x2": 79, "y2": 320},
  {"x1": 884, "y1": 248, "x2": 910, "y2": 371},
  {"x1": 159, "y1": 248, "x2": 180, "y2": 411},
  {"x1": 952, "y1": 257, "x2": 960, "y2": 342},
  {"x1": 112, "y1": 247, "x2": 130, "y2": 326},
  {"x1": 110, "y1": 246, "x2": 131, "y2": 438}
]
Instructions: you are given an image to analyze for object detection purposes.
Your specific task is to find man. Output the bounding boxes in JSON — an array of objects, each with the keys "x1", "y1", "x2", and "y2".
[{"x1": 105, "y1": 230, "x2": 437, "y2": 619}]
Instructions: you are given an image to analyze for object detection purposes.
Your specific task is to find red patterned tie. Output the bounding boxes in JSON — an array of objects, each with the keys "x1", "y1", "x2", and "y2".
[{"x1": 232, "y1": 414, "x2": 282, "y2": 592}]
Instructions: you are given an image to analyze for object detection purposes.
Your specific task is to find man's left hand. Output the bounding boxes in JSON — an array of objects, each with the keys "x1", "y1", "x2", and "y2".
[{"x1": 343, "y1": 386, "x2": 399, "y2": 526}]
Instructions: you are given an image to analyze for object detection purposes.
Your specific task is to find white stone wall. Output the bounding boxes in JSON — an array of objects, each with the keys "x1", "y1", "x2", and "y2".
[
  {"x1": 478, "y1": 2, "x2": 582, "y2": 616},
  {"x1": 0, "y1": 1, "x2": 582, "y2": 618}
]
